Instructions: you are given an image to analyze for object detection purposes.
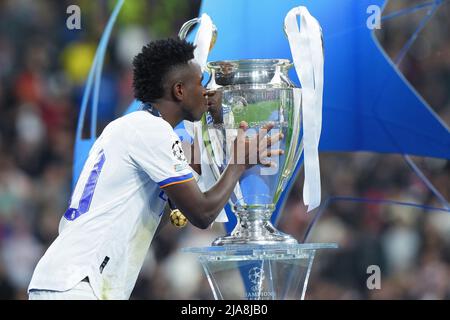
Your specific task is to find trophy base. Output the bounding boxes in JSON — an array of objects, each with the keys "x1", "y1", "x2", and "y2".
[
  {"x1": 212, "y1": 233, "x2": 297, "y2": 246},
  {"x1": 212, "y1": 222, "x2": 298, "y2": 246}
]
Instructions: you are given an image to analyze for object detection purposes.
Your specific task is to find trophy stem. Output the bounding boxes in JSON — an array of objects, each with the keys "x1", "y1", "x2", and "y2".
[{"x1": 212, "y1": 207, "x2": 297, "y2": 246}]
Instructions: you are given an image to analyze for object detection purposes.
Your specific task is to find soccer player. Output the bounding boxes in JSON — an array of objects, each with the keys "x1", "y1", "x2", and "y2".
[{"x1": 28, "y1": 39, "x2": 282, "y2": 300}]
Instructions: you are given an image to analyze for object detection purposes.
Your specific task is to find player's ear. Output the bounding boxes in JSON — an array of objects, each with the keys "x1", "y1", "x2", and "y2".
[{"x1": 172, "y1": 81, "x2": 184, "y2": 102}]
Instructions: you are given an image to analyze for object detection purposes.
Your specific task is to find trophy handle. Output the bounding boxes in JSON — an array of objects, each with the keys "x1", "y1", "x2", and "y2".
[
  {"x1": 200, "y1": 115, "x2": 243, "y2": 208},
  {"x1": 178, "y1": 15, "x2": 218, "y2": 86},
  {"x1": 178, "y1": 17, "x2": 218, "y2": 51},
  {"x1": 178, "y1": 17, "x2": 200, "y2": 40},
  {"x1": 274, "y1": 89, "x2": 303, "y2": 204}
]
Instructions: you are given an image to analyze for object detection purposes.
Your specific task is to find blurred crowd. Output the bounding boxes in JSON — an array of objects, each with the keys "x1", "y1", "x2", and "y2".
[{"x1": 0, "y1": 0, "x2": 449, "y2": 300}]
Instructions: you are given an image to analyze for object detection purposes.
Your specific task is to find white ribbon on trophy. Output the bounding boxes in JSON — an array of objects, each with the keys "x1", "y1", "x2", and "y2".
[
  {"x1": 193, "y1": 13, "x2": 214, "y2": 72},
  {"x1": 285, "y1": 7, "x2": 324, "y2": 212},
  {"x1": 182, "y1": 13, "x2": 229, "y2": 222}
]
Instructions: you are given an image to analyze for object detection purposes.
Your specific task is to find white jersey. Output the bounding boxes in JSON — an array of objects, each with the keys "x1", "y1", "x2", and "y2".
[{"x1": 28, "y1": 111, "x2": 194, "y2": 300}]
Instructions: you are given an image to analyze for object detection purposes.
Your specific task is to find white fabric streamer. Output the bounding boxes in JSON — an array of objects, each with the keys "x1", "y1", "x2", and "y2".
[
  {"x1": 285, "y1": 7, "x2": 324, "y2": 212},
  {"x1": 193, "y1": 13, "x2": 214, "y2": 72}
]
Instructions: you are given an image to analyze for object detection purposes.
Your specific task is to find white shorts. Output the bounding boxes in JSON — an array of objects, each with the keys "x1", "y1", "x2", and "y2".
[{"x1": 29, "y1": 281, "x2": 98, "y2": 300}]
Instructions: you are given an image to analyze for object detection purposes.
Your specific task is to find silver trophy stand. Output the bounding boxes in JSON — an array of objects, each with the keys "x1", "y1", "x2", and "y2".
[{"x1": 183, "y1": 243, "x2": 337, "y2": 300}]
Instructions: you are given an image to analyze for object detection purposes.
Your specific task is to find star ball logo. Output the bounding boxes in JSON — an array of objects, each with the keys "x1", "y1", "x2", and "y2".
[
  {"x1": 172, "y1": 140, "x2": 187, "y2": 163},
  {"x1": 248, "y1": 267, "x2": 265, "y2": 286},
  {"x1": 246, "y1": 267, "x2": 275, "y2": 298}
]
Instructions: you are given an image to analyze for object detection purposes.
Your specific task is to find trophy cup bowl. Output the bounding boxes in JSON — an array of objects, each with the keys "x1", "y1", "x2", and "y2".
[{"x1": 202, "y1": 59, "x2": 303, "y2": 246}]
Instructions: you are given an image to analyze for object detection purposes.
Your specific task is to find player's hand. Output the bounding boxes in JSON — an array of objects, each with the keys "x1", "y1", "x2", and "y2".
[{"x1": 231, "y1": 121, "x2": 284, "y2": 170}]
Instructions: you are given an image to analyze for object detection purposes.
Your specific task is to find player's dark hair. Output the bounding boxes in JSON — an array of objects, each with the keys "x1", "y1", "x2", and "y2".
[{"x1": 132, "y1": 38, "x2": 196, "y2": 104}]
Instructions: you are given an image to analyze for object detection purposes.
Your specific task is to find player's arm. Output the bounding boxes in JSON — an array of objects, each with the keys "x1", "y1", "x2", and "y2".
[
  {"x1": 162, "y1": 163, "x2": 245, "y2": 229},
  {"x1": 162, "y1": 122, "x2": 283, "y2": 229}
]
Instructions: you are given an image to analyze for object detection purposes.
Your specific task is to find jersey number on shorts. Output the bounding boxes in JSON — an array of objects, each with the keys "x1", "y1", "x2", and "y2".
[{"x1": 64, "y1": 150, "x2": 106, "y2": 221}]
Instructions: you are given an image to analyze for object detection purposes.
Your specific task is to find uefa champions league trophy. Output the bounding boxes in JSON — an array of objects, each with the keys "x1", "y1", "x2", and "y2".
[
  {"x1": 202, "y1": 58, "x2": 302, "y2": 245},
  {"x1": 181, "y1": 9, "x2": 337, "y2": 300}
]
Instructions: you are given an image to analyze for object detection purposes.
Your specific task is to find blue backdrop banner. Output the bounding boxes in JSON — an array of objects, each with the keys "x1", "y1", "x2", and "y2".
[{"x1": 74, "y1": 0, "x2": 450, "y2": 232}]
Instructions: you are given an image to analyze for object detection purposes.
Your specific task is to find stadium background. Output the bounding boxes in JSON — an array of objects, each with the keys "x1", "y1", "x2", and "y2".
[{"x1": 0, "y1": 0, "x2": 449, "y2": 299}]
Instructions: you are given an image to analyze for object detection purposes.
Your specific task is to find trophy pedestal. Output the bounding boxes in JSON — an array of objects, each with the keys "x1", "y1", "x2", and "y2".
[
  {"x1": 212, "y1": 222, "x2": 298, "y2": 246},
  {"x1": 183, "y1": 243, "x2": 337, "y2": 300},
  {"x1": 212, "y1": 208, "x2": 299, "y2": 246}
]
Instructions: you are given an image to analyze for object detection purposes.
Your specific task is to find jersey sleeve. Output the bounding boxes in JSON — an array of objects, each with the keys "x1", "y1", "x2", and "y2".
[{"x1": 129, "y1": 121, "x2": 194, "y2": 188}]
